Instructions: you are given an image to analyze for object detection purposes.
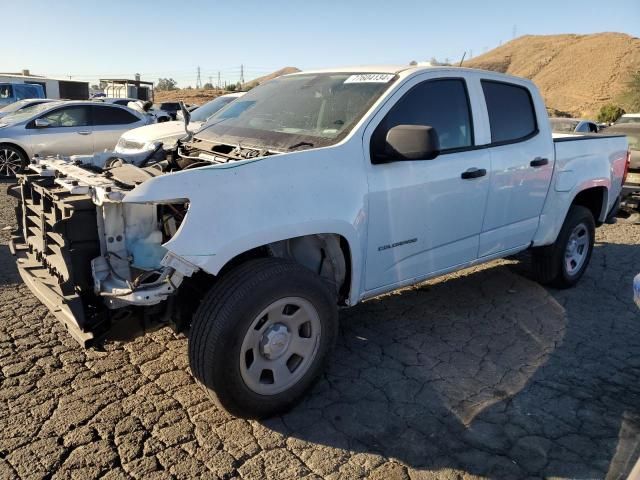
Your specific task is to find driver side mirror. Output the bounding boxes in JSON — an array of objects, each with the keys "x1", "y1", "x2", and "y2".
[
  {"x1": 34, "y1": 118, "x2": 51, "y2": 128},
  {"x1": 384, "y1": 125, "x2": 440, "y2": 161}
]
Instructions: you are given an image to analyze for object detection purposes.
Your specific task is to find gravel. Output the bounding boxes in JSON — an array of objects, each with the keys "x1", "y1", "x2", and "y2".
[{"x1": 0, "y1": 178, "x2": 638, "y2": 479}]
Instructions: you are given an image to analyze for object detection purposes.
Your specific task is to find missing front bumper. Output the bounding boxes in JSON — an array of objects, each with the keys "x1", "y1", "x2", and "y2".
[
  {"x1": 10, "y1": 161, "x2": 198, "y2": 347},
  {"x1": 9, "y1": 176, "x2": 109, "y2": 346}
]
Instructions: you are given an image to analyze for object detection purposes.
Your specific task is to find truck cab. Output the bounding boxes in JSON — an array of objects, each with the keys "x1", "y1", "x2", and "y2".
[{"x1": 0, "y1": 82, "x2": 45, "y2": 107}]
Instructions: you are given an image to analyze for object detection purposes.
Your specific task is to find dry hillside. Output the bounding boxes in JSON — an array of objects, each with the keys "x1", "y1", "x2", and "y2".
[
  {"x1": 464, "y1": 32, "x2": 640, "y2": 117},
  {"x1": 154, "y1": 66, "x2": 301, "y2": 105},
  {"x1": 154, "y1": 88, "x2": 225, "y2": 106}
]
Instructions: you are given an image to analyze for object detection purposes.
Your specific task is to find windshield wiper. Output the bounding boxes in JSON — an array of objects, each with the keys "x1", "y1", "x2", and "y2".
[{"x1": 287, "y1": 141, "x2": 314, "y2": 150}]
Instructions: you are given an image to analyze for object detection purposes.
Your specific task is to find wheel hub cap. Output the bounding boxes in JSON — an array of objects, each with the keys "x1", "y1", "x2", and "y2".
[
  {"x1": 0, "y1": 148, "x2": 22, "y2": 177},
  {"x1": 260, "y1": 323, "x2": 291, "y2": 360},
  {"x1": 564, "y1": 223, "x2": 589, "y2": 276},
  {"x1": 239, "y1": 297, "x2": 322, "y2": 396}
]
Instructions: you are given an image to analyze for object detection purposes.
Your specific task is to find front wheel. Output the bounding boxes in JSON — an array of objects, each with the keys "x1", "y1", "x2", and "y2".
[
  {"x1": 0, "y1": 145, "x2": 27, "y2": 178},
  {"x1": 532, "y1": 205, "x2": 595, "y2": 288},
  {"x1": 189, "y1": 258, "x2": 338, "y2": 418}
]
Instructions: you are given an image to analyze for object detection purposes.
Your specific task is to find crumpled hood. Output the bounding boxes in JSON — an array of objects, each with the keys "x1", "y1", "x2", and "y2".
[{"x1": 119, "y1": 120, "x2": 204, "y2": 145}]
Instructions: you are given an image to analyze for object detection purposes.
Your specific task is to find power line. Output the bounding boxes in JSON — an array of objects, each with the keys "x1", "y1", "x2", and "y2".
[{"x1": 196, "y1": 66, "x2": 202, "y2": 89}]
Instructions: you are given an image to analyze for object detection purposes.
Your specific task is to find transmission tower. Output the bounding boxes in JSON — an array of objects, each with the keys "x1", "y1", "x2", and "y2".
[
  {"x1": 240, "y1": 64, "x2": 245, "y2": 85},
  {"x1": 196, "y1": 66, "x2": 202, "y2": 89}
]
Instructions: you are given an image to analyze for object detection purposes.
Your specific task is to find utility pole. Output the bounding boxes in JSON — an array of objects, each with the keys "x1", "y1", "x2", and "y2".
[
  {"x1": 196, "y1": 66, "x2": 202, "y2": 89},
  {"x1": 208, "y1": 76, "x2": 212, "y2": 87},
  {"x1": 217, "y1": 71, "x2": 221, "y2": 90},
  {"x1": 240, "y1": 64, "x2": 245, "y2": 85}
]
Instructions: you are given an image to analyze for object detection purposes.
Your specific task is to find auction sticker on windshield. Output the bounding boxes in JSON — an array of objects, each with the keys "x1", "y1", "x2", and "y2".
[{"x1": 344, "y1": 74, "x2": 395, "y2": 83}]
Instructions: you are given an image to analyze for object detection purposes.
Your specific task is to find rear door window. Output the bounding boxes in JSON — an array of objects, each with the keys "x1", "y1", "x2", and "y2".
[
  {"x1": 481, "y1": 80, "x2": 537, "y2": 143},
  {"x1": 92, "y1": 105, "x2": 140, "y2": 125}
]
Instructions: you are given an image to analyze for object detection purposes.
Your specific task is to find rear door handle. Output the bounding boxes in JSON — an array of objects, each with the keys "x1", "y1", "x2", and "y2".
[
  {"x1": 77, "y1": 131, "x2": 91, "y2": 135},
  {"x1": 530, "y1": 157, "x2": 549, "y2": 167},
  {"x1": 461, "y1": 168, "x2": 487, "y2": 180}
]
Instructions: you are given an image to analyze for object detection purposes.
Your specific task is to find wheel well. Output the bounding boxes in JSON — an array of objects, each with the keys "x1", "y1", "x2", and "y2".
[
  {"x1": 572, "y1": 187, "x2": 606, "y2": 224},
  {"x1": 0, "y1": 142, "x2": 28, "y2": 161},
  {"x1": 218, "y1": 234, "x2": 352, "y2": 305}
]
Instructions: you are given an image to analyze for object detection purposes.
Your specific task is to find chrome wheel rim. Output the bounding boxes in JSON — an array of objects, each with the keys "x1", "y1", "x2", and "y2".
[
  {"x1": 0, "y1": 148, "x2": 22, "y2": 177},
  {"x1": 240, "y1": 297, "x2": 321, "y2": 395},
  {"x1": 564, "y1": 222, "x2": 589, "y2": 276}
]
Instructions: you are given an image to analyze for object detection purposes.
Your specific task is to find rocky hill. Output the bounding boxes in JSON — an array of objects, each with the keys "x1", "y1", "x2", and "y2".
[{"x1": 463, "y1": 32, "x2": 640, "y2": 117}]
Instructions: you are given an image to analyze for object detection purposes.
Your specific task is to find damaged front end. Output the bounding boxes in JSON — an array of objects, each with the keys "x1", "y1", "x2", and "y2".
[{"x1": 10, "y1": 157, "x2": 198, "y2": 347}]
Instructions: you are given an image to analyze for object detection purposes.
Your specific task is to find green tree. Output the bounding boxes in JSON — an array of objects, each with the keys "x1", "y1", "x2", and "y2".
[
  {"x1": 203, "y1": 82, "x2": 214, "y2": 90},
  {"x1": 226, "y1": 83, "x2": 237, "y2": 92},
  {"x1": 597, "y1": 104, "x2": 625, "y2": 124},
  {"x1": 156, "y1": 78, "x2": 178, "y2": 91},
  {"x1": 621, "y1": 71, "x2": 640, "y2": 112}
]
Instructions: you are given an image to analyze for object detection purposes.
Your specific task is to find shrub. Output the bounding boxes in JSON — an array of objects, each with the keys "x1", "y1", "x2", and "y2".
[{"x1": 597, "y1": 104, "x2": 625, "y2": 123}]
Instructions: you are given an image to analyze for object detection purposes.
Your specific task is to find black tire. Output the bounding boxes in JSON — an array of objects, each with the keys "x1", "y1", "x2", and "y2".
[
  {"x1": 532, "y1": 205, "x2": 595, "y2": 288},
  {"x1": 0, "y1": 144, "x2": 27, "y2": 178},
  {"x1": 189, "y1": 258, "x2": 338, "y2": 418}
]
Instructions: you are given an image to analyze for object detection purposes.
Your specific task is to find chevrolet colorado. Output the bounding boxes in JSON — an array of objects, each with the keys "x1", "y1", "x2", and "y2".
[{"x1": 9, "y1": 66, "x2": 630, "y2": 418}]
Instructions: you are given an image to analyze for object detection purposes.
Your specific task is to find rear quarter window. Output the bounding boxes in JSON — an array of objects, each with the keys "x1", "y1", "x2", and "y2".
[{"x1": 481, "y1": 80, "x2": 537, "y2": 144}]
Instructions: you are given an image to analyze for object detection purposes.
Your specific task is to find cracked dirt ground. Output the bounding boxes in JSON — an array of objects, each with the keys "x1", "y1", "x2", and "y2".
[{"x1": 0, "y1": 179, "x2": 639, "y2": 480}]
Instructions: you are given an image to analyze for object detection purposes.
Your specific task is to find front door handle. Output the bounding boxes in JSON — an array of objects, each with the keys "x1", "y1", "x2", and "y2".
[
  {"x1": 77, "y1": 131, "x2": 91, "y2": 135},
  {"x1": 530, "y1": 157, "x2": 549, "y2": 167},
  {"x1": 461, "y1": 168, "x2": 487, "y2": 180}
]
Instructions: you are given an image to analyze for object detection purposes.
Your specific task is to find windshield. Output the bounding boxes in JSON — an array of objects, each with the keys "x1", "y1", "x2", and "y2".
[
  {"x1": 616, "y1": 116, "x2": 640, "y2": 124},
  {"x1": 0, "y1": 100, "x2": 29, "y2": 113},
  {"x1": 0, "y1": 99, "x2": 50, "y2": 114},
  {"x1": 190, "y1": 96, "x2": 238, "y2": 123},
  {"x1": 196, "y1": 72, "x2": 397, "y2": 150},
  {"x1": 2, "y1": 102, "x2": 58, "y2": 123},
  {"x1": 550, "y1": 118, "x2": 579, "y2": 133}
]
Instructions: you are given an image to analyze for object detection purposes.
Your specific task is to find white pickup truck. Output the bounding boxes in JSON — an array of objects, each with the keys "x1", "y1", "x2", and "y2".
[{"x1": 10, "y1": 65, "x2": 630, "y2": 418}]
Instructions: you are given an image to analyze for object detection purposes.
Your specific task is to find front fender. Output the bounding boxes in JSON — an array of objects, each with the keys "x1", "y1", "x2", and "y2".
[{"x1": 123, "y1": 144, "x2": 369, "y2": 305}]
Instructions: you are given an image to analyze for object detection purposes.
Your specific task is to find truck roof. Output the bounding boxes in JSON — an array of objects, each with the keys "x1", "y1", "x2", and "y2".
[{"x1": 287, "y1": 65, "x2": 534, "y2": 84}]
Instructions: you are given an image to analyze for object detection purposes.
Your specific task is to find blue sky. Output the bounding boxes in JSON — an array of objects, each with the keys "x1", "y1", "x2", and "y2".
[{"x1": 4, "y1": 0, "x2": 639, "y2": 87}]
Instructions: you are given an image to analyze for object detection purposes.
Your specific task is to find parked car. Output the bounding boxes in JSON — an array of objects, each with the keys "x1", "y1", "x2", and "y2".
[
  {"x1": 615, "y1": 113, "x2": 640, "y2": 125},
  {"x1": 0, "y1": 98, "x2": 56, "y2": 119},
  {"x1": 10, "y1": 66, "x2": 628, "y2": 418},
  {"x1": 0, "y1": 83, "x2": 45, "y2": 107},
  {"x1": 549, "y1": 117, "x2": 599, "y2": 134},
  {"x1": 152, "y1": 102, "x2": 181, "y2": 120},
  {"x1": 93, "y1": 97, "x2": 138, "y2": 106},
  {"x1": 0, "y1": 101, "x2": 152, "y2": 176},
  {"x1": 114, "y1": 92, "x2": 245, "y2": 161},
  {"x1": 601, "y1": 123, "x2": 640, "y2": 204}
]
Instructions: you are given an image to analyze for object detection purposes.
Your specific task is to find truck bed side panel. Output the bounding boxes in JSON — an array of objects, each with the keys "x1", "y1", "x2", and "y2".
[{"x1": 532, "y1": 135, "x2": 628, "y2": 246}]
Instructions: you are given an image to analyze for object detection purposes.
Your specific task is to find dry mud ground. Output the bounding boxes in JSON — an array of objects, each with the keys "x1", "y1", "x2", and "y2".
[{"x1": 0, "y1": 179, "x2": 639, "y2": 479}]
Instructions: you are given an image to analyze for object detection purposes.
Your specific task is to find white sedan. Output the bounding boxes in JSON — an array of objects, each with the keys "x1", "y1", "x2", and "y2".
[{"x1": 114, "y1": 92, "x2": 245, "y2": 158}]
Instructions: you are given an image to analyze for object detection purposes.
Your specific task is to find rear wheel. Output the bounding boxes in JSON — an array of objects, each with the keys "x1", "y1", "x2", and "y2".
[
  {"x1": 0, "y1": 145, "x2": 27, "y2": 178},
  {"x1": 189, "y1": 258, "x2": 338, "y2": 418},
  {"x1": 532, "y1": 205, "x2": 595, "y2": 288}
]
